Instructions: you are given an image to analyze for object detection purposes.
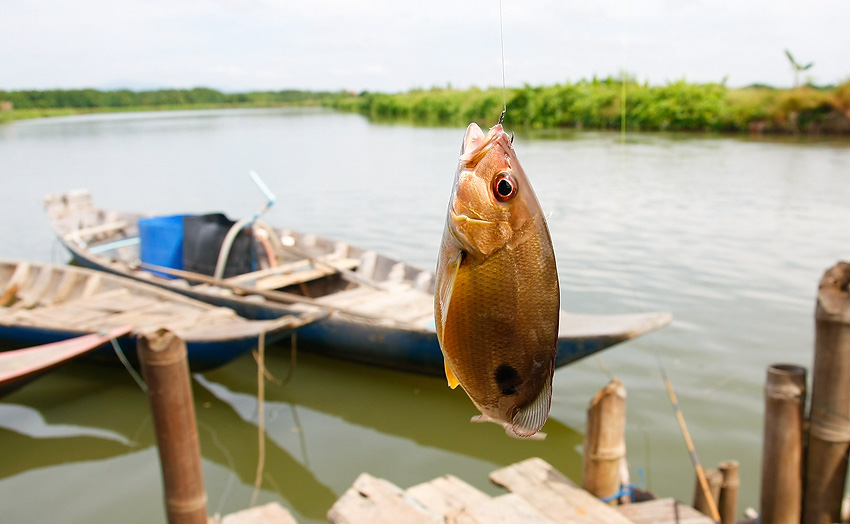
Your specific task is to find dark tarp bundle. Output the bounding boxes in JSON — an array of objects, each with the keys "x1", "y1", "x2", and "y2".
[{"x1": 182, "y1": 214, "x2": 254, "y2": 278}]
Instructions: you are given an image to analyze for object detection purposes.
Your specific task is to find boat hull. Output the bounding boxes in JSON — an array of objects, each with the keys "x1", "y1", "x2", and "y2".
[
  {"x1": 0, "y1": 323, "x2": 277, "y2": 372},
  {"x1": 45, "y1": 190, "x2": 672, "y2": 377},
  {"x1": 66, "y1": 248, "x2": 671, "y2": 377}
]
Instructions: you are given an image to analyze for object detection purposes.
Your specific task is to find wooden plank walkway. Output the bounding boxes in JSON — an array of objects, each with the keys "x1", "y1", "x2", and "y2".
[
  {"x1": 209, "y1": 458, "x2": 718, "y2": 524},
  {"x1": 327, "y1": 457, "x2": 716, "y2": 524},
  {"x1": 212, "y1": 502, "x2": 298, "y2": 524}
]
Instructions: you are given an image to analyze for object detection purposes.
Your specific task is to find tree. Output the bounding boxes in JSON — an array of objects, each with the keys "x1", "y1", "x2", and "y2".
[{"x1": 785, "y1": 49, "x2": 814, "y2": 88}]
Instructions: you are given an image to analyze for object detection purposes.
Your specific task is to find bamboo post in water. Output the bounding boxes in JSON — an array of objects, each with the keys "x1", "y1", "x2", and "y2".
[
  {"x1": 718, "y1": 460, "x2": 740, "y2": 524},
  {"x1": 760, "y1": 364, "x2": 807, "y2": 524},
  {"x1": 139, "y1": 329, "x2": 208, "y2": 524},
  {"x1": 583, "y1": 378, "x2": 627, "y2": 505},
  {"x1": 693, "y1": 468, "x2": 723, "y2": 517},
  {"x1": 804, "y1": 262, "x2": 850, "y2": 524}
]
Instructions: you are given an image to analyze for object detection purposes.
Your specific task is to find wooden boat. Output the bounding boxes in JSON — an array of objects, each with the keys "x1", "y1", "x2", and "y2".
[
  {"x1": 0, "y1": 260, "x2": 326, "y2": 371},
  {"x1": 44, "y1": 190, "x2": 672, "y2": 376},
  {"x1": 0, "y1": 326, "x2": 132, "y2": 397}
]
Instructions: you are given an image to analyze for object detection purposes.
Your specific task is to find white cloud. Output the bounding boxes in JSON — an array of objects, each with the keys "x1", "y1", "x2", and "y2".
[{"x1": 1, "y1": 0, "x2": 848, "y2": 92}]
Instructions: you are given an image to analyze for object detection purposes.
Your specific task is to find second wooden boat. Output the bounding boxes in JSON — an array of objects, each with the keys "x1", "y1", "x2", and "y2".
[{"x1": 44, "y1": 190, "x2": 672, "y2": 376}]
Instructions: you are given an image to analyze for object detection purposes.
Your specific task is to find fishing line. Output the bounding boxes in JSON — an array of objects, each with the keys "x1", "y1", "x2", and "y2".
[
  {"x1": 498, "y1": 0, "x2": 507, "y2": 124},
  {"x1": 196, "y1": 419, "x2": 237, "y2": 516},
  {"x1": 108, "y1": 334, "x2": 147, "y2": 392}
]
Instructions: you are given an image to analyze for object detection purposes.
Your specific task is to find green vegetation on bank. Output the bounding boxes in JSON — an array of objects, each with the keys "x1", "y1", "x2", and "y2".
[
  {"x1": 3, "y1": 80, "x2": 850, "y2": 133},
  {"x1": 328, "y1": 78, "x2": 850, "y2": 134},
  {"x1": 0, "y1": 88, "x2": 352, "y2": 122}
]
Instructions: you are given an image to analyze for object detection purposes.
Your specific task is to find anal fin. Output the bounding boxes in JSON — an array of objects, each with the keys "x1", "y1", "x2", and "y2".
[{"x1": 444, "y1": 359, "x2": 460, "y2": 389}]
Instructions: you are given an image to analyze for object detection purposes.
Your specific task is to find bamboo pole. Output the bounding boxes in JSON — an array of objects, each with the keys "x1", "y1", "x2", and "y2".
[
  {"x1": 760, "y1": 364, "x2": 806, "y2": 524},
  {"x1": 583, "y1": 378, "x2": 627, "y2": 504},
  {"x1": 693, "y1": 468, "x2": 723, "y2": 518},
  {"x1": 718, "y1": 460, "x2": 740, "y2": 524},
  {"x1": 804, "y1": 261, "x2": 850, "y2": 524},
  {"x1": 138, "y1": 329, "x2": 207, "y2": 524},
  {"x1": 658, "y1": 360, "x2": 722, "y2": 522}
]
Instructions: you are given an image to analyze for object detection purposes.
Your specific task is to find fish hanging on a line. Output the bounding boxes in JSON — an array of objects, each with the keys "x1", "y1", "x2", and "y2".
[{"x1": 434, "y1": 121, "x2": 560, "y2": 439}]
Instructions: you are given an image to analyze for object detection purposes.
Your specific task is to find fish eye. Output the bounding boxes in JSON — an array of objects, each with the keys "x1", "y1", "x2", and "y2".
[{"x1": 492, "y1": 173, "x2": 517, "y2": 202}]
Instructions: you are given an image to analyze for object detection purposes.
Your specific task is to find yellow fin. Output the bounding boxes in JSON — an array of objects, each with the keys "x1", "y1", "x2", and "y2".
[
  {"x1": 436, "y1": 250, "x2": 463, "y2": 338},
  {"x1": 444, "y1": 359, "x2": 460, "y2": 389}
]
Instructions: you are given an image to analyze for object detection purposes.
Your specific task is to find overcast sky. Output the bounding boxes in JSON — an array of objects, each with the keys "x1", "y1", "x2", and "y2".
[{"x1": 2, "y1": 0, "x2": 847, "y2": 93}]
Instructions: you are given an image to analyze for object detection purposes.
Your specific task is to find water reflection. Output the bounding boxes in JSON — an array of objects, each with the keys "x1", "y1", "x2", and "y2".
[
  {"x1": 2, "y1": 108, "x2": 850, "y2": 521},
  {"x1": 0, "y1": 345, "x2": 584, "y2": 524}
]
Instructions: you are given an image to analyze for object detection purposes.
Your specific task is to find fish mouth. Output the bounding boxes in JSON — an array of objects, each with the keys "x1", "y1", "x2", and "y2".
[{"x1": 460, "y1": 123, "x2": 505, "y2": 167}]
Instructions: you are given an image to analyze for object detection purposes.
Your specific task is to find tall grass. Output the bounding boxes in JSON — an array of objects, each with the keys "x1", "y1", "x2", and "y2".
[
  {"x1": 329, "y1": 79, "x2": 850, "y2": 134},
  {"x1": 3, "y1": 82, "x2": 849, "y2": 133}
]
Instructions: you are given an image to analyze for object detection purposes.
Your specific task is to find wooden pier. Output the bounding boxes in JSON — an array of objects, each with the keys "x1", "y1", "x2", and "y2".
[{"x1": 327, "y1": 457, "x2": 713, "y2": 524}]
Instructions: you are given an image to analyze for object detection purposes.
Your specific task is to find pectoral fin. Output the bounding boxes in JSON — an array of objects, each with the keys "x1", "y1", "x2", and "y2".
[{"x1": 436, "y1": 250, "x2": 463, "y2": 338}]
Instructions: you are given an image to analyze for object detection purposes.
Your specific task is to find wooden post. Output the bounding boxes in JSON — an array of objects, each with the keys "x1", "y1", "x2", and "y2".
[
  {"x1": 139, "y1": 329, "x2": 208, "y2": 524},
  {"x1": 804, "y1": 261, "x2": 850, "y2": 524},
  {"x1": 693, "y1": 468, "x2": 722, "y2": 517},
  {"x1": 583, "y1": 378, "x2": 627, "y2": 504},
  {"x1": 718, "y1": 460, "x2": 739, "y2": 524},
  {"x1": 761, "y1": 364, "x2": 806, "y2": 524}
]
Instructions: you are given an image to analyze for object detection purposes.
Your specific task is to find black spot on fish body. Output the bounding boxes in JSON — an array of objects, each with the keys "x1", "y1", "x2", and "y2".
[{"x1": 495, "y1": 364, "x2": 521, "y2": 396}]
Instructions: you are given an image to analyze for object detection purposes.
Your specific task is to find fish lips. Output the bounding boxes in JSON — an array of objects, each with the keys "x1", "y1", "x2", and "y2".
[{"x1": 460, "y1": 123, "x2": 510, "y2": 168}]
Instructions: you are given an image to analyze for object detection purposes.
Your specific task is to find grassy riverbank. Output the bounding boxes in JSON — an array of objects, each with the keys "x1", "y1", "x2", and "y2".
[
  {"x1": 0, "y1": 88, "x2": 351, "y2": 123},
  {"x1": 3, "y1": 81, "x2": 850, "y2": 133},
  {"x1": 329, "y1": 79, "x2": 850, "y2": 134}
]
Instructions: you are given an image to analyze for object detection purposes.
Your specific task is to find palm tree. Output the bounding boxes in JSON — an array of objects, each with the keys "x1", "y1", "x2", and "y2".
[{"x1": 785, "y1": 49, "x2": 814, "y2": 88}]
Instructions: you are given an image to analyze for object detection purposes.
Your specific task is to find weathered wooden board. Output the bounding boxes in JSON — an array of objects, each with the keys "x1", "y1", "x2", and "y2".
[
  {"x1": 316, "y1": 286, "x2": 380, "y2": 309},
  {"x1": 449, "y1": 493, "x2": 556, "y2": 524},
  {"x1": 489, "y1": 457, "x2": 634, "y2": 524},
  {"x1": 616, "y1": 498, "x2": 715, "y2": 524},
  {"x1": 215, "y1": 502, "x2": 298, "y2": 524},
  {"x1": 327, "y1": 473, "x2": 442, "y2": 524},
  {"x1": 406, "y1": 474, "x2": 491, "y2": 517}
]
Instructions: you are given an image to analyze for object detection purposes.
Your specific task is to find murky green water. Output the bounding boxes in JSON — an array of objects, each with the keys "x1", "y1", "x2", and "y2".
[{"x1": 1, "y1": 108, "x2": 849, "y2": 522}]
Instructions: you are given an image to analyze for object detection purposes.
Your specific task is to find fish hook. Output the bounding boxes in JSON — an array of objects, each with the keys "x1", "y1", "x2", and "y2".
[{"x1": 498, "y1": 109, "x2": 506, "y2": 126}]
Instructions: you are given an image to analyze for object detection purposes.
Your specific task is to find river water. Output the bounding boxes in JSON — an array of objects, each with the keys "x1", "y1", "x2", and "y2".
[{"x1": 1, "y1": 107, "x2": 849, "y2": 523}]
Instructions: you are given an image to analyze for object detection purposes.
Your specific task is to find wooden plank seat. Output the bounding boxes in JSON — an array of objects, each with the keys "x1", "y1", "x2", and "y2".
[
  {"x1": 63, "y1": 220, "x2": 129, "y2": 243},
  {"x1": 317, "y1": 286, "x2": 433, "y2": 325},
  {"x1": 224, "y1": 256, "x2": 360, "y2": 291}
]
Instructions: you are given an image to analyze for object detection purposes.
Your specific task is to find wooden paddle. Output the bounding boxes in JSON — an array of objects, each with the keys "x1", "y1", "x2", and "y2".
[{"x1": 136, "y1": 262, "x2": 379, "y2": 321}]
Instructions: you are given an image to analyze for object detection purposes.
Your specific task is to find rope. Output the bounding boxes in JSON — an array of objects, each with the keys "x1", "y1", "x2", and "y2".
[
  {"x1": 280, "y1": 332, "x2": 297, "y2": 387},
  {"x1": 599, "y1": 467, "x2": 645, "y2": 503},
  {"x1": 250, "y1": 329, "x2": 267, "y2": 507},
  {"x1": 214, "y1": 217, "x2": 253, "y2": 280},
  {"x1": 109, "y1": 333, "x2": 147, "y2": 392}
]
